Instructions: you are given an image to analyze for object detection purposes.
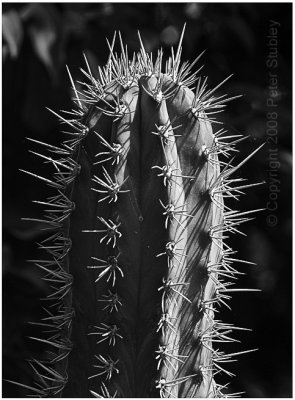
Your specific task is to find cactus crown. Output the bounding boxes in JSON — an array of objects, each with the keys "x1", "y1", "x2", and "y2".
[{"x1": 10, "y1": 26, "x2": 263, "y2": 398}]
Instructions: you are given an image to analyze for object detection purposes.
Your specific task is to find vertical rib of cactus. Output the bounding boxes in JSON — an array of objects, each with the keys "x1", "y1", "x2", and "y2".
[
  {"x1": 156, "y1": 80, "x2": 224, "y2": 397},
  {"x1": 58, "y1": 79, "x2": 123, "y2": 396},
  {"x1": 135, "y1": 76, "x2": 169, "y2": 396},
  {"x1": 48, "y1": 164, "x2": 75, "y2": 393},
  {"x1": 28, "y1": 119, "x2": 96, "y2": 396},
  {"x1": 105, "y1": 82, "x2": 141, "y2": 396},
  {"x1": 153, "y1": 93, "x2": 188, "y2": 398},
  {"x1": 67, "y1": 76, "x2": 168, "y2": 397},
  {"x1": 62, "y1": 104, "x2": 115, "y2": 396}
]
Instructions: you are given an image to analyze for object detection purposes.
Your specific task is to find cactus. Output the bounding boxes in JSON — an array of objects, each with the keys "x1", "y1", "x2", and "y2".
[{"x1": 10, "y1": 27, "x2": 263, "y2": 398}]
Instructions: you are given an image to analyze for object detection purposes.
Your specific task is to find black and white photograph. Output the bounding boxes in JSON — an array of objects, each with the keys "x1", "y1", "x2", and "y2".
[{"x1": 2, "y1": 2, "x2": 292, "y2": 398}]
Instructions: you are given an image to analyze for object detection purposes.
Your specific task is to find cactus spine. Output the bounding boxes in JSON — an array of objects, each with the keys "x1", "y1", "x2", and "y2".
[{"x1": 13, "y1": 27, "x2": 263, "y2": 398}]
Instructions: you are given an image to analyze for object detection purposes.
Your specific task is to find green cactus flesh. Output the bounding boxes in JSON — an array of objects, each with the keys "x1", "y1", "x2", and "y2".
[{"x1": 15, "y1": 29, "x2": 263, "y2": 398}]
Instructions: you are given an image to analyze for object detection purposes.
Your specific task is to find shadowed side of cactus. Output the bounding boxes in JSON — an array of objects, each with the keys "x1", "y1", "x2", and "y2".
[{"x1": 9, "y1": 27, "x2": 264, "y2": 398}]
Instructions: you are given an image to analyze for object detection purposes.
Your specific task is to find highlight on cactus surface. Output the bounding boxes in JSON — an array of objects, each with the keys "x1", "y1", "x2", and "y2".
[{"x1": 8, "y1": 25, "x2": 264, "y2": 398}]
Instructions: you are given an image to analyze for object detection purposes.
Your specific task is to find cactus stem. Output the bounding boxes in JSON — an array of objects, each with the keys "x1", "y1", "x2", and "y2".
[{"x1": 13, "y1": 29, "x2": 264, "y2": 398}]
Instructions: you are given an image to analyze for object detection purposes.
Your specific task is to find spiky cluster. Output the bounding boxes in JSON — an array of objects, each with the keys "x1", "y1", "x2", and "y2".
[{"x1": 11, "y1": 27, "x2": 263, "y2": 398}]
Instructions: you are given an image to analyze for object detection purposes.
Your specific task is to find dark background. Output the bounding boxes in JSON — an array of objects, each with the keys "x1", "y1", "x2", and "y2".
[{"x1": 2, "y1": 3, "x2": 292, "y2": 397}]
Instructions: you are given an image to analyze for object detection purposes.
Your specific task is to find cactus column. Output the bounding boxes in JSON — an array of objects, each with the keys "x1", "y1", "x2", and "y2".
[{"x1": 14, "y1": 28, "x2": 262, "y2": 398}]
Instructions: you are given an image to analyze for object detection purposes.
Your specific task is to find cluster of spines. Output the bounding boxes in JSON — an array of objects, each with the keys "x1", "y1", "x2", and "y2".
[{"x1": 9, "y1": 26, "x2": 263, "y2": 398}]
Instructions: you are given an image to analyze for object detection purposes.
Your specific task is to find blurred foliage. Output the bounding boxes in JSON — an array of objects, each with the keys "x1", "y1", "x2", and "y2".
[{"x1": 2, "y1": 3, "x2": 292, "y2": 398}]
